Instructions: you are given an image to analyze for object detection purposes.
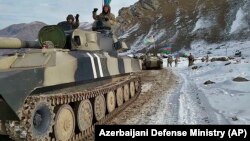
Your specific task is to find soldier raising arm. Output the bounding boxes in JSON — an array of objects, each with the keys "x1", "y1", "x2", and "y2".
[
  {"x1": 57, "y1": 14, "x2": 80, "y2": 31},
  {"x1": 92, "y1": 5, "x2": 116, "y2": 30}
]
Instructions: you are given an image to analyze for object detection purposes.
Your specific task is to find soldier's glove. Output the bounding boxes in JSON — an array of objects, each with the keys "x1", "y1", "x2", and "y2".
[
  {"x1": 104, "y1": 17, "x2": 109, "y2": 21},
  {"x1": 75, "y1": 14, "x2": 79, "y2": 21},
  {"x1": 93, "y1": 8, "x2": 98, "y2": 13}
]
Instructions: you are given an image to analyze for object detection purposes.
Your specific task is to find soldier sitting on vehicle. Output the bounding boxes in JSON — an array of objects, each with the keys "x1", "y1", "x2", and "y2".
[
  {"x1": 92, "y1": 4, "x2": 116, "y2": 31},
  {"x1": 92, "y1": 5, "x2": 125, "y2": 51},
  {"x1": 57, "y1": 14, "x2": 80, "y2": 31}
]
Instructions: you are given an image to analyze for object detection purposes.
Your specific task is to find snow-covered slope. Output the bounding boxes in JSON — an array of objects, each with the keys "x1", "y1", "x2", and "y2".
[
  {"x1": 180, "y1": 40, "x2": 250, "y2": 58},
  {"x1": 165, "y1": 41, "x2": 250, "y2": 124},
  {"x1": 116, "y1": 0, "x2": 250, "y2": 54}
]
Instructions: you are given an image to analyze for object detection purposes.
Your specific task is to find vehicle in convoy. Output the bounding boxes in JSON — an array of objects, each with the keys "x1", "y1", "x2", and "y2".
[
  {"x1": 142, "y1": 53, "x2": 163, "y2": 70},
  {"x1": 234, "y1": 50, "x2": 242, "y2": 57},
  {"x1": 0, "y1": 25, "x2": 142, "y2": 141}
]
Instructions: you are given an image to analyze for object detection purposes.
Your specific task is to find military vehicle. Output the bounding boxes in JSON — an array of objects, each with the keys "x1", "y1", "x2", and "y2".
[
  {"x1": 142, "y1": 53, "x2": 163, "y2": 70},
  {"x1": 234, "y1": 50, "x2": 242, "y2": 57},
  {"x1": 0, "y1": 25, "x2": 142, "y2": 141}
]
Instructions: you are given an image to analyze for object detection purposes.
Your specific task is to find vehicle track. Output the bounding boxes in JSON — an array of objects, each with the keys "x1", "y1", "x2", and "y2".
[{"x1": 3, "y1": 75, "x2": 141, "y2": 141}]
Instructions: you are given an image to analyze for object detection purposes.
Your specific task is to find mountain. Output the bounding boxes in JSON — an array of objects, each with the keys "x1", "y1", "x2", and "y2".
[
  {"x1": 115, "y1": 0, "x2": 250, "y2": 53},
  {"x1": 0, "y1": 22, "x2": 92, "y2": 41},
  {"x1": 79, "y1": 22, "x2": 92, "y2": 31},
  {"x1": 0, "y1": 21, "x2": 47, "y2": 41}
]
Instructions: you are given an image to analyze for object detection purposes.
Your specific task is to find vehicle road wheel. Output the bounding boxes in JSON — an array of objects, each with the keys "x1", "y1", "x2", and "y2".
[
  {"x1": 106, "y1": 91, "x2": 116, "y2": 113},
  {"x1": 75, "y1": 100, "x2": 93, "y2": 132},
  {"x1": 116, "y1": 87, "x2": 123, "y2": 107},
  {"x1": 94, "y1": 95, "x2": 106, "y2": 121},
  {"x1": 130, "y1": 82, "x2": 135, "y2": 97},
  {"x1": 29, "y1": 99, "x2": 54, "y2": 140},
  {"x1": 124, "y1": 84, "x2": 130, "y2": 102},
  {"x1": 54, "y1": 104, "x2": 75, "y2": 141}
]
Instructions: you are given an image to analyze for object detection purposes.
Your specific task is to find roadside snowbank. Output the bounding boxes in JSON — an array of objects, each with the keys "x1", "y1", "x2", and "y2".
[{"x1": 168, "y1": 41, "x2": 250, "y2": 124}]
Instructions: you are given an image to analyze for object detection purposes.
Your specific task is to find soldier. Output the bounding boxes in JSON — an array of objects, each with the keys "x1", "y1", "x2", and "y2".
[
  {"x1": 92, "y1": 4, "x2": 116, "y2": 31},
  {"x1": 57, "y1": 14, "x2": 80, "y2": 31},
  {"x1": 188, "y1": 53, "x2": 194, "y2": 66},
  {"x1": 174, "y1": 56, "x2": 179, "y2": 67},
  {"x1": 167, "y1": 56, "x2": 173, "y2": 67},
  {"x1": 205, "y1": 54, "x2": 209, "y2": 62}
]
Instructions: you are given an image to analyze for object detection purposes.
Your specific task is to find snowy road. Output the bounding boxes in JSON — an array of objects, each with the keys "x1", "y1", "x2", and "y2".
[
  {"x1": 170, "y1": 67, "x2": 229, "y2": 124},
  {"x1": 109, "y1": 69, "x2": 178, "y2": 124},
  {"x1": 109, "y1": 54, "x2": 250, "y2": 125},
  {"x1": 109, "y1": 67, "x2": 227, "y2": 125}
]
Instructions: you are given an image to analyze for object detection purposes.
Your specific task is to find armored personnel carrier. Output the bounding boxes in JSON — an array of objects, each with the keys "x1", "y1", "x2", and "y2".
[
  {"x1": 0, "y1": 25, "x2": 142, "y2": 140},
  {"x1": 142, "y1": 53, "x2": 163, "y2": 70}
]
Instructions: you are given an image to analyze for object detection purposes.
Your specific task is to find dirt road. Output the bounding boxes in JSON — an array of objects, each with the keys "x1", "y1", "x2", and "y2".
[{"x1": 108, "y1": 68, "x2": 177, "y2": 124}]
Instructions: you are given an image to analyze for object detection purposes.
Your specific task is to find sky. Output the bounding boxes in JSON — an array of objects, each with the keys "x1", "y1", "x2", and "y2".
[{"x1": 0, "y1": 0, "x2": 138, "y2": 29}]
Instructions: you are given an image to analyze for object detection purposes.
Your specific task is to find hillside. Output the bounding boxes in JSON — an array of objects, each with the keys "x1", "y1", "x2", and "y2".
[
  {"x1": 0, "y1": 21, "x2": 46, "y2": 41},
  {"x1": 0, "y1": 22, "x2": 92, "y2": 41},
  {"x1": 115, "y1": 0, "x2": 250, "y2": 53}
]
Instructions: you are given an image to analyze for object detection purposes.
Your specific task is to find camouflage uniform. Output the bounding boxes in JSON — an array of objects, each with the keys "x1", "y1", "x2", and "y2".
[
  {"x1": 174, "y1": 57, "x2": 178, "y2": 67},
  {"x1": 92, "y1": 5, "x2": 116, "y2": 31},
  {"x1": 205, "y1": 55, "x2": 209, "y2": 62},
  {"x1": 57, "y1": 14, "x2": 79, "y2": 31},
  {"x1": 167, "y1": 56, "x2": 173, "y2": 67},
  {"x1": 188, "y1": 53, "x2": 194, "y2": 66}
]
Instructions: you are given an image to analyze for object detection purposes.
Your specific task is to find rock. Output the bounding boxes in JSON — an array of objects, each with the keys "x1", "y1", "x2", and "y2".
[
  {"x1": 210, "y1": 58, "x2": 216, "y2": 62},
  {"x1": 115, "y1": 0, "x2": 250, "y2": 52},
  {"x1": 232, "y1": 116, "x2": 238, "y2": 121},
  {"x1": 225, "y1": 62, "x2": 231, "y2": 66},
  {"x1": 233, "y1": 77, "x2": 249, "y2": 82},
  {"x1": 207, "y1": 51, "x2": 212, "y2": 54},
  {"x1": 204, "y1": 80, "x2": 215, "y2": 85},
  {"x1": 192, "y1": 66, "x2": 198, "y2": 70},
  {"x1": 211, "y1": 57, "x2": 229, "y2": 62},
  {"x1": 140, "y1": 0, "x2": 160, "y2": 10}
]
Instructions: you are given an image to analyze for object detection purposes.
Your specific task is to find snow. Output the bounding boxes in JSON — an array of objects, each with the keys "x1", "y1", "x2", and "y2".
[
  {"x1": 155, "y1": 14, "x2": 163, "y2": 23},
  {"x1": 124, "y1": 25, "x2": 166, "y2": 54},
  {"x1": 230, "y1": 8, "x2": 248, "y2": 34},
  {"x1": 174, "y1": 8, "x2": 181, "y2": 26},
  {"x1": 192, "y1": 17, "x2": 213, "y2": 32},
  {"x1": 79, "y1": 22, "x2": 92, "y2": 30},
  {"x1": 126, "y1": 34, "x2": 145, "y2": 53},
  {"x1": 166, "y1": 40, "x2": 250, "y2": 124},
  {"x1": 188, "y1": 40, "x2": 250, "y2": 57},
  {"x1": 119, "y1": 23, "x2": 140, "y2": 39},
  {"x1": 141, "y1": 83, "x2": 153, "y2": 93}
]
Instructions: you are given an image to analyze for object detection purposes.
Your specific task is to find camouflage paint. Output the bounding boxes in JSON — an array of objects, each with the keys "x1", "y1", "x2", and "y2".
[{"x1": 0, "y1": 49, "x2": 141, "y2": 120}]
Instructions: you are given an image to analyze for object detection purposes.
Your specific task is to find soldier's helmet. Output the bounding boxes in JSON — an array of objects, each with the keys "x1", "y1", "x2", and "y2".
[{"x1": 67, "y1": 14, "x2": 75, "y2": 21}]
